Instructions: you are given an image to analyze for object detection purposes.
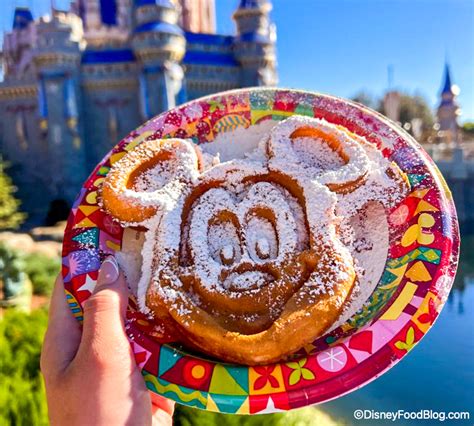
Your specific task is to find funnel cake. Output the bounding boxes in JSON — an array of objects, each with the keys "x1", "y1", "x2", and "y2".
[{"x1": 100, "y1": 115, "x2": 410, "y2": 365}]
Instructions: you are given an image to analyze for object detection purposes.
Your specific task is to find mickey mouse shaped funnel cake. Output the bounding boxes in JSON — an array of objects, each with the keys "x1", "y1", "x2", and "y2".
[
  {"x1": 99, "y1": 115, "x2": 410, "y2": 365},
  {"x1": 63, "y1": 89, "x2": 459, "y2": 413}
]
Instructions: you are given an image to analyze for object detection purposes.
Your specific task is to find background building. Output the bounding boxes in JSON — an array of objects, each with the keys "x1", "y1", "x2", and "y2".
[
  {"x1": 0, "y1": 0, "x2": 277, "y2": 225},
  {"x1": 436, "y1": 63, "x2": 462, "y2": 146}
]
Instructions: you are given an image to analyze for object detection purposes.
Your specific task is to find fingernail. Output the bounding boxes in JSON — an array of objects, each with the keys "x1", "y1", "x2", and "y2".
[{"x1": 98, "y1": 256, "x2": 119, "y2": 287}]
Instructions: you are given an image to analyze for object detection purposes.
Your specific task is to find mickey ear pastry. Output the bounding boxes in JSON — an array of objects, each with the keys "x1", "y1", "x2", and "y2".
[
  {"x1": 100, "y1": 138, "x2": 201, "y2": 224},
  {"x1": 267, "y1": 115, "x2": 371, "y2": 194},
  {"x1": 98, "y1": 113, "x2": 410, "y2": 366}
]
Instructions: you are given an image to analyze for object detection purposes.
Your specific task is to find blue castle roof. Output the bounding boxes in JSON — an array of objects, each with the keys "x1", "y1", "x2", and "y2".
[
  {"x1": 134, "y1": 0, "x2": 175, "y2": 7},
  {"x1": 441, "y1": 63, "x2": 453, "y2": 94},
  {"x1": 13, "y1": 7, "x2": 33, "y2": 30},
  {"x1": 184, "y1": 32, "x2": 237, "y2": 66},
  {"x1": 183, "y1": 51, "x2": 238, "y2": 67},
  {"x1": 185, "y1": 32, "x2": 234, "y2": 46},
  {"x1": 81, "y1": 49, "x2": 135, "y2": 64},
  {"x1": 238, "y1": 0, "x2": 268, "y2": 8},
  {"x1": 236, "y1": 32, "x2": 271, "y2": 43},
  {"x1": 134, "y1": 21, "x2": 183, "y2": 35}
]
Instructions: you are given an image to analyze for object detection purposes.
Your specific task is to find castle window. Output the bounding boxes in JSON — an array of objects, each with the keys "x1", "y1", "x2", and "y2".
[
  {"x1": 15, "y1": 112, "x2": 28, "y2": 151},
  {"x1": 100, "y1": 0, "x2": 117, "y2": 26}
]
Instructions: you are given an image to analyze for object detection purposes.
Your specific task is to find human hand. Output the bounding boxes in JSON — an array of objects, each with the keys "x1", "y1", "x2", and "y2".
[{"x1": 41, "y1": 256, "x2": 174, "y2": 425}]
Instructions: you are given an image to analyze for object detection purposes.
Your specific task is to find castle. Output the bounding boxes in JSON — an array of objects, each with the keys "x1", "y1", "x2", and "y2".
[
  {"x1": 0, "y1": 0, "x2": 277, "y2": 225},
  {"x1": 436, "y1": 63, "x2": 462, "y2": 145}
]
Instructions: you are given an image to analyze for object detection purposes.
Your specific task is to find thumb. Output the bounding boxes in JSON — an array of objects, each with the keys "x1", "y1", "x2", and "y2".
[{"x1": 78, "y1": 256, "x2": 130, "y2": 365}]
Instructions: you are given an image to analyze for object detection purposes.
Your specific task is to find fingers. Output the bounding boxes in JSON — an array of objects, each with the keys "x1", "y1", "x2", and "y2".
[
  {"x1": 41, "y1": 273, "x2": 82, "y2": 380},
  {"x1": 152, "y1": 409, "x2": 173, "y2": 426},
  {"x1": 151, "y1": 394, "x2": 175, "y2": 426},
  {"x1": 151, "y1": 393, "x2": 175, "y2": 417},
  {"x1": 77, "y1": 256, "x2": 132, "y2": 371}
]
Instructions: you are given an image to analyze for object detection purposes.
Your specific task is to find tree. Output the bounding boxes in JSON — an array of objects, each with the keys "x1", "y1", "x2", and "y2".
[
  {"x1": 379, "y1": 93, "x2": 435, "y2": 143},
  {"x1": 0, "y1": 244, "x2": 31, "y2": 311},
  {"x1": 0, "y1": 157, "x2": 26, "y2": 229},
  {"x1": 351, "y1": 91, "x2": 436, "y2": 142},
  {"x1": 462, "y1": 122, "x2": 474, "y2": 136},
  {"x1": 0, "y1": 307, "x2": 338, "y2": 426},
  {"x1": 0, "y1": 309, "x2": 49, "y2": 426},
  {"x1": 351, "y1": 91, "x2": 378, "y2": 110},
  {"x1": 174, "y1": 404, "x2": 338, "y2": 425}
]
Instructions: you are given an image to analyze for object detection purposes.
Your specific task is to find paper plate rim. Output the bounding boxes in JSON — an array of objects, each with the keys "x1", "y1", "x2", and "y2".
[{"x1": 62, "y1": 87, "x2": 460, "y2": 414}]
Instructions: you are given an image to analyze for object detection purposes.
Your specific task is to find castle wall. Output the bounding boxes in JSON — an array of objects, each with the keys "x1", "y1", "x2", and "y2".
[
  {"x1": 80, "y1": 77, "x2": 141, "y2": 170},
  {"x1": 0, "y1": 2, "x2": 277, "y2": 225},
  {"x1": 0, "y1": 85, "x2": 54, "y2": 222},
  {"x1": 183, "y1": 32, "x2": 241, "y2": 100}
]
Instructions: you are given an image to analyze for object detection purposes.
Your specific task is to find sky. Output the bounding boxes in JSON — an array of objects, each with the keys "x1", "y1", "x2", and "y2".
[{"x1": 2, "y1": 0, "x2": 473, "y2": 121}]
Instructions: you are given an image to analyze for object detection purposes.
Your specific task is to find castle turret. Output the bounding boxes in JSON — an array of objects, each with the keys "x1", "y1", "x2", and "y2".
[
  {"x1": 32, "y1": 12, "x2": 87, "y2": 205},
  {"x1": 72, "y1": 0, "x2": 132, "y2": 47},
  {"x1": 437, "y1": 63, "x2": 461, "y2": 138},
  {"x1": 0, "y1": 1, "x2": 279, "y2": 225},
  {"x1": 132, "y1": 0, "x2": 186, "y2": 119},
  {"x1": 12, "y1": 7, "x2": 33, "y2": 30},
  {"x1": 177, "y1": 0, "x2": 216, "y2": 33},
  {"x1": 2, "y1": 7, "x2": 35, "y2": 77},
  {"x1": 232, "y1": 0, "x2": 277, "y2": 86}
]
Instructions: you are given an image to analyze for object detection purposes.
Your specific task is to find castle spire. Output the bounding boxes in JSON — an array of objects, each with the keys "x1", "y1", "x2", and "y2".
[
  {"x1": 441, "y1": 62, "x2": 453, "y2": 95},
  {"x1": 12, "y1": 7, "x2": 33, "y2": 30},
  {"x1": 437, "y1": 61, "x2": 461, "y2": 142},
  {"x1": 238, "y1": 0, "x2": 269, "y2": 8},
  {"x1": 232, "y1": 0, "x2": 277, "y2": 86}
]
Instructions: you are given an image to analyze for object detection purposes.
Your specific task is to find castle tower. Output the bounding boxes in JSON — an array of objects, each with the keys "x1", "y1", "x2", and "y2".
[
  {"x1": 2, "y1": 8, "x2": 35, "y2": 77},
  {"x1": 132, "y1": 0, "x2": 186, "y2": 119},
  {"x1": 72, "y1": 0, "x2": 132, "y2": 46},
  {"x1": 32, "y1": 11, "x2": 87, "y2": 205},
  {"x1": 177, "y1": 0, "x2": 216, "y2": 33},
  {"x1": 0, "y1": 1, "x2": 279, "y2": 225},
  {"x1": 437, "y1": 63, "x2": 461, "y2": 141},
  {"x1": 232, "y1": 0, "x2": 277, "y2": 87}
]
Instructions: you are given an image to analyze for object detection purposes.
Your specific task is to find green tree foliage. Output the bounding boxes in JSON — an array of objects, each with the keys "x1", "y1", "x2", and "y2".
[
  {"x1": 0, "y1": 243, "x2": 59, "y2": 297},
  {"x1": 353, "y1": 91, "x2": 435, "y2": 143},
  {"x1": 23, "y1": 252, "x2": 61, "y2": 296},
  {"x1": 0, "y1": 244, "x2": 26, "y2": 300},
  {"x1": 377, "y1": 93, "x2": 435, "y2": 143},
  {"x1": 351, "y1": 91, "x2": 378, "y2": 110},
  {"x1": 462, "y1": 122, "x2": 474, "y2": 136},
  {"x1": 0, "y1": 309, "x2": 49, "y2": 426},
  {"x1": 0, "y1": 307, "x2": 339, "y2": 426},
  {"x1": 174, "y1": 404, "x2": 339, "y2": 426},
  {"x1": 381, "y1": 93, "x2": 435, "y2": 136},
  {"x1": 0, "y1": 158, "x2": 26, "y2": 230}
]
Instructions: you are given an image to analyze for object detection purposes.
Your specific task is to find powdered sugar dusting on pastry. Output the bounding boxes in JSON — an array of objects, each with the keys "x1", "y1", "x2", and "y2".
[
  {"x1": 133, "y1": 160, "x2": 178, "y2": 193},
  {"x1": 292, "y1": 136, "x2": 345, "y2": 171},
  {"x1": 106, "y1": 115, "x2": 409, "y2": 357}
]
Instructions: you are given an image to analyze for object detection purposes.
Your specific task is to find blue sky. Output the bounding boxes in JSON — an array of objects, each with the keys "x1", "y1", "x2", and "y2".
[{"x1": 2, "y1": 0, "x2": 473, "y2": 121}]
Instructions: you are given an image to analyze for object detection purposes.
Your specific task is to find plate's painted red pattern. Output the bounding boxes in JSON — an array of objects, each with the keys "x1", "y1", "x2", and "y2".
[{"x1": 62, "y1": 89, "x2": 459, "y2": 414}]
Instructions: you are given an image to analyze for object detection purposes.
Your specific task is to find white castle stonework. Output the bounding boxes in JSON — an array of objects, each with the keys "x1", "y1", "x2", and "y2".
[{"x1": 0, "y1": 0, "x2": 277, "y2": 225}]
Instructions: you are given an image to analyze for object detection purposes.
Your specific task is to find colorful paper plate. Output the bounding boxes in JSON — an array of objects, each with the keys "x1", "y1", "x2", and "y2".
[{"x1": 62, "y1": 88, "x2": 459, "y2": 414}]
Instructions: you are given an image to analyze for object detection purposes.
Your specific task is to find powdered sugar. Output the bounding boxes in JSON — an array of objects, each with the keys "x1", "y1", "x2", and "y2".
[
  {"x1": 222, "y1": 271, "x2": 273, "y2": 291},
  {"x1": 292, "y1": 136, "x2": 345, "y2": 171},
  {"x1": 329, "y1": 202, "x2": 390, "y2": 330},
  {"x1": 202, "y1": 120, "x2": 277, "y2": 161},
  {"x1": 133, "y1": 160, "x2": 178, "y2": 193},
  {"x1": 268, "y1": 115, "x2": 371, "y2": 190},
  {"x1": 188, "y1": 180, "x2": 300, "y2": 294},
  {"x1": 113, "y1": 115, "x2": 407, "y2": 336},
  {"x1": 115, "y1": 228, "x2": 145, "y2": 296}
]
